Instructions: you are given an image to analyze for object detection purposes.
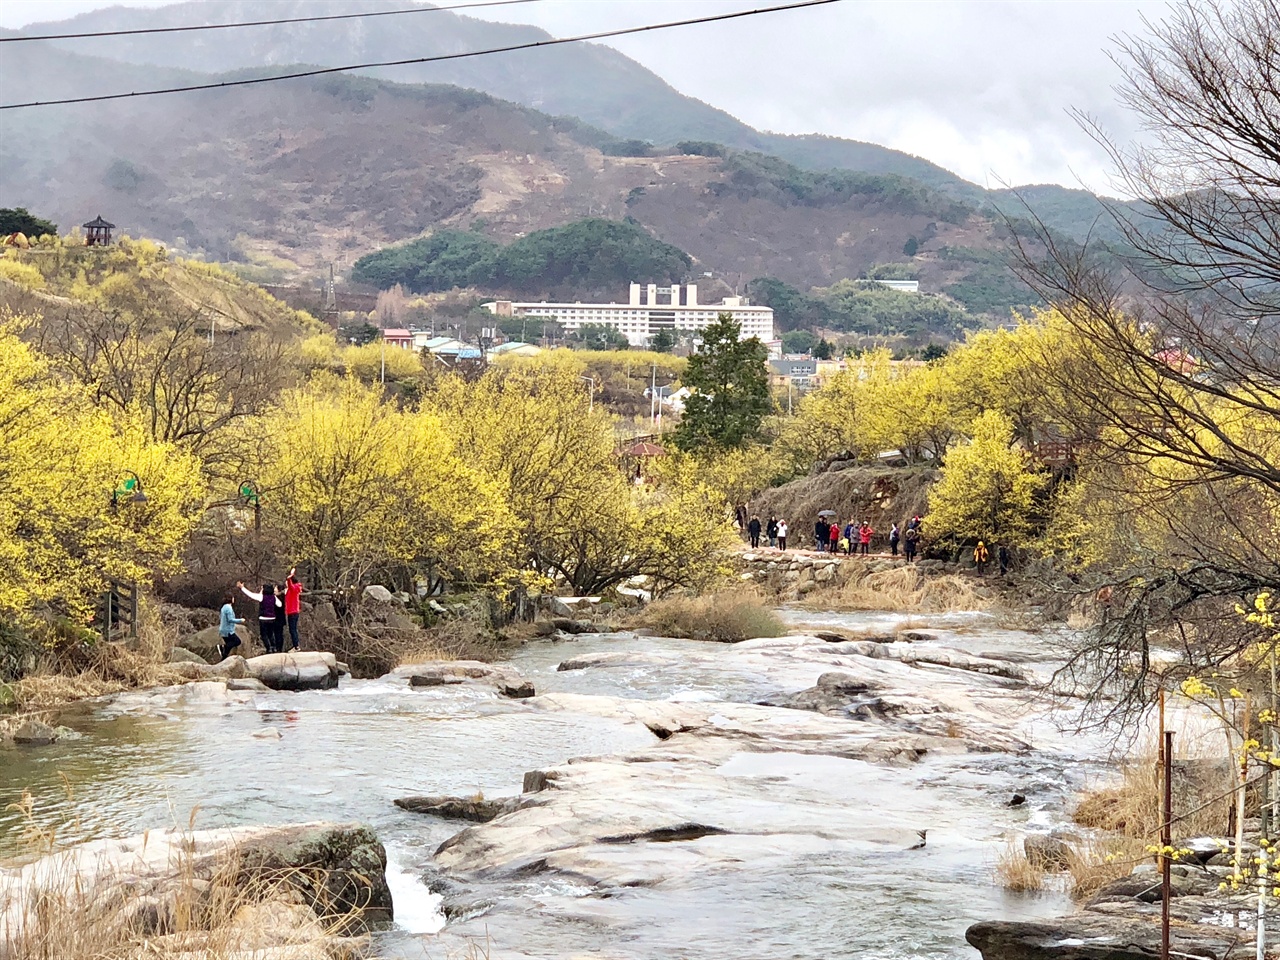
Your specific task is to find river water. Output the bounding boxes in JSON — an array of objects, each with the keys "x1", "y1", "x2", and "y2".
[{"x1": 0, "y1": 610, "x2": 1110, "y2": 959}]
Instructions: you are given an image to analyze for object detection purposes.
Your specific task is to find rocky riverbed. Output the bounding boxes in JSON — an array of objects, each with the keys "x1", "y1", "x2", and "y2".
[{"x1": 0, "y1": 609, "x2": 1165, "y2": 958}]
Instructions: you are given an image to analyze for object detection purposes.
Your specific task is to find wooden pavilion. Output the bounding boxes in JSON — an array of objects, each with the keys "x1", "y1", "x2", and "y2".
[{"x1": 83, "y1": 215, "x2": 115, "y2": 246}]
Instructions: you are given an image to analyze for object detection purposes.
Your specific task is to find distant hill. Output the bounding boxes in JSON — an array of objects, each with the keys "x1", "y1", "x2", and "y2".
[
  {"x1": 14, "y1": 0, "x2": 1136, "y2": 242},
  {"x1": 1, "y1": 36, "x2": 1057, "y2": 320}
]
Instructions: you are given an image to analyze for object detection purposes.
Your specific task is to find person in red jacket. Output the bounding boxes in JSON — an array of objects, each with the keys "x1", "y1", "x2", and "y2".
[
  {"x1": 858, "y1": 521, "x2": 874, "y2": 555},
  {"x1": 284, "y1": 567, "x2": 304, "y2": 651}
]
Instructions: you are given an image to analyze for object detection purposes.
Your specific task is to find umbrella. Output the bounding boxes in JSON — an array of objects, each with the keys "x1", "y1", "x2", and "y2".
[{"x1": 817, "y1": 509, "x2": 837, "y2": 517}]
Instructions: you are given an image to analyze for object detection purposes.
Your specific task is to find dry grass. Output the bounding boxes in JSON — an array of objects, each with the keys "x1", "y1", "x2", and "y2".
[
  {"x1": 994, "y1": 841, "x2": 1046, "y2": 892},
  {"x1": 803, "y1": 565, "x2": 990, "y2": 613},
  {"x1": 1063, "y1": 752, "x2": 1233, "y2": 901},
  {"x1": 2, "y1": 795, "x2": 373, "y2": 959},
  {"x1": 626, "y1": 588, "x2": 787, "y2": 643}
]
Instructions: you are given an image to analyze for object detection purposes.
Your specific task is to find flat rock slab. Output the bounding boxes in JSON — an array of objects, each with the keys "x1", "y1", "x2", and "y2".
[
  {"x1": 392, "y1": 660, "x2": 535, "y2": 699},
  {"x1": 245, "y1": 652, "x2": 340, "y2": 691},
  {"x1": 529, "y1": 692, "x2": 937, "y2": 765},
  {"x1": 965, "y1": 917, "x2": 1235, "y2": 959}
]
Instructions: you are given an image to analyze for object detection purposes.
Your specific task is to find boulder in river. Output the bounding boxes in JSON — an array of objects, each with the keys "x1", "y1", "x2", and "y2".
[
  {"x1": 965, "y1": 916, "x2": 1236, "y2": 959},
  {"x1": 10, "y1": 718, "x2": 58, "y2": 745},
  {"x1": 1023, "y1": 833, "x2": 1073, "y2": 871},
  {"x1": 393, "y1": 661, "x2": 535, "y2": 699},
  {"x1": 394, "y1": 794, "x2": 520, "y2": 822},
  {"x1": 245, "y1": 652, "x2": 341, "y2": 691}
]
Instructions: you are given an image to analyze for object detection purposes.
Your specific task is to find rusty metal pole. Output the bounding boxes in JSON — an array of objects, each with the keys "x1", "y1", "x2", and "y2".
[{"x1": 1163, "y1": 728, "x2": 1174, "y2": 960}]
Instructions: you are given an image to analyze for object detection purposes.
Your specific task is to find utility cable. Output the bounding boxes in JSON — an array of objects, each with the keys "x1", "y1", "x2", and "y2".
[
  {"x1": 1, "y1": 0, "x2": 538, "y2": 43},
  {"x1": 0, "y1": 0, "x2": 841, "y2": 111}
]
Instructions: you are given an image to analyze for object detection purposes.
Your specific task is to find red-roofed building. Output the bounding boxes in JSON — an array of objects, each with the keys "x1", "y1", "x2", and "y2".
[{"x1": 382, "y1": 328, "x2": 414, "y2": 350}]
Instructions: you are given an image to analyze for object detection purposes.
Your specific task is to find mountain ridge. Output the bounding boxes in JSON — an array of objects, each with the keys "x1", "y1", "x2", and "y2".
[{"x1": 12, "y1": 0, "x2": 1023, "y2": 205}]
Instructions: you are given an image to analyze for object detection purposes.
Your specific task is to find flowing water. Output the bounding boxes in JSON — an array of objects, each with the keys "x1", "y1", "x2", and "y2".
[{"x1": 0, "y1": 610, "x2": 1111, "y2": 959}]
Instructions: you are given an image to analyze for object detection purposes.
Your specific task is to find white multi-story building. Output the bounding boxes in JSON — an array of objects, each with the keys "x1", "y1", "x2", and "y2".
[{"x1": 482, "y1": 283, "x2": 774, "y2": 348}]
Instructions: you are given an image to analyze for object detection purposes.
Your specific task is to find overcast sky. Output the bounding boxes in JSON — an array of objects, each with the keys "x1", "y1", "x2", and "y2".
[{"x1": 2, "y1": 0, "x2": 1168, "y2": 192}]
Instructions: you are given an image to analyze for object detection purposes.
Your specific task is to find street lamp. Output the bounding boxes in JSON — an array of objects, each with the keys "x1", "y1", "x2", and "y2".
[
  {"x1": 579, "y1": 375, "x2": 596, "y2": 413},
  {"x1": 239, "y1": 479, "x2": 262, "y2": 532},
  {"x1": 110, "y1": 471, "x2": 147, "y2": 512}
]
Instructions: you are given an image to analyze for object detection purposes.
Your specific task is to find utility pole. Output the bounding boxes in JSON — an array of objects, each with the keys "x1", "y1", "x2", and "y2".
[
  {"x1": 380, "y1": 336, "x2": 386, "y2": 385},
  {"x1": 1162, "y1": 728, "x2": 1174, "y2": 960}
]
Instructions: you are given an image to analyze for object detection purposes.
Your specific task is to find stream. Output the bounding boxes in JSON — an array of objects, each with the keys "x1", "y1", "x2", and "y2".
[{"x1": 0, "y1": 609, "x2": 1112, "y2": 959}]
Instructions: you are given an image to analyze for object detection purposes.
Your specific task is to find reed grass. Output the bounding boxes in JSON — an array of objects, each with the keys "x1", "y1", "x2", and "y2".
[
  {"x1": 627, "y1": 588, "x2": 786, "y2": 643},
  {"x1": 801, "y1": 565, "x2": 990, "y2": 613},
  {"x1": 994, "y1": 841, "x2": 1046, "y2": 892}
]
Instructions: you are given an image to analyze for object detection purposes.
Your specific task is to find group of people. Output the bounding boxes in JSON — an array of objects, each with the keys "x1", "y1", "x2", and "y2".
[
  {"x1": 747, "y1": 516, "x2": 790, "y2": 550},
  {"x1": 744, "y1": 513, "x2": 925, "y2": 561},
  {"x1": 218, "y1": 567, "x2": 304, "y2": 661}
]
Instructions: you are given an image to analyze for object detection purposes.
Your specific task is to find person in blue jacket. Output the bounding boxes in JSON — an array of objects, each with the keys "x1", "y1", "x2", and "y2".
[{"x1": 218, "y1": 591, "x2": 246, "y2": 661}]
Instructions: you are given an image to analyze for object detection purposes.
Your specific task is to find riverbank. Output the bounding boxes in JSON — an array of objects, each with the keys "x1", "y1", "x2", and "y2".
[{"x1": 2, "y1": 605, "x2": 1103, "y2": 959}]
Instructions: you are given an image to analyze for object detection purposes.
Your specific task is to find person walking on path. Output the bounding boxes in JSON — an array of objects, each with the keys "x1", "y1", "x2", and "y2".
[
  {"x1": 766, "y1": 516, "x2": 778, "y2": 549},
  {"x1": 748, "y1": 516, "x2": 762, "y2": 549},
  {"x1": 814, "y1": 518, "x2": 829, "y2": 553},
  {"x1": 239, "y1": 581, "x2": 284, "y2": 654},
  {"x1": 284, "y1": 568, "x2": 304, "y2": 651},
  {"x1": 889, "y1": 523, "x2": 901, "y2": 557},
  {"x1": 998, "y1": 544, "x2": 1011, "y2": 577},
  {"x1": 842, "y1": 520, "x2": 856, "y2": 556},
  {"x1": 777, "y1": 519, "x2": 789, "y2": 551},
  {"x1": 974, "y1": 540, "x2": 990, "y2": 576},
  {"x1": 904, "y1": 526, "x2": 920, "y2": 563},
  {"x1": 858, "y1": 521, "x2": 874, "y2": 556},
  {"x1": 218, "y1": 592, "x2": 245, "y2": 661},
  {"x1": 828, "y1": 521, "x2": 840, "y2": 554}
]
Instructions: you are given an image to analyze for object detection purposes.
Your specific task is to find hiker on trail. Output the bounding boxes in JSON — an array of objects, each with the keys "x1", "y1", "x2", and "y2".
[
  {"x1": 218, "y1": 592, "x2": 245, "y2": 661},
  {"x1": 814, "y1": 518, "x2": 829, "y2": 552},
  {"x1": 736, "y1": 502, "x2": 749, "y2": 539},
  {"x1": 777, "y1": 519, "x2": 789, "y2": 551},
  {"x1": 238, "y1": 580, "x2": 284, "y2": 654},
  {"x1": 858, "y1": 521, "x2": 874, "y2": 556},
  {"x1": 974, "y1": 540, "x2": 990, "y2": 575},
  {"x1": 766, "y1": 516, "x2": 778, "y2": 549},
  {"x1": 998, "y1": 544, "x2": 1011, "y2": 577},
  {"x1": 284, "y1": 568, "x2": 304, "y2": 651},
  {"x1": 889, "y1": 523, "x2": 901, "y2": 557},
  {"x1": 842, "y1": 519, "x2": 857, "y2": 556},
  {"x1": 904, "y1": 526, "x2": 920, "y2": 563},
  {"x1": 748, "y1": 516, "x2": 762, "y2": 549},
  {"x1": 828, "y1": 521, "x2": 840, "y2": 553}
]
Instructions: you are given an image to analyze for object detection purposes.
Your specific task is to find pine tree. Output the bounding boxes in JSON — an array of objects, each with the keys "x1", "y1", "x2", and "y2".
[{"x1": 673, "y1": 313, "x2": 771, "y2": 451}]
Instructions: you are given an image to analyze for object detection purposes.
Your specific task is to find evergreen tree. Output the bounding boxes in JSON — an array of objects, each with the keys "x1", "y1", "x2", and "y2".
[
  {"x1": 0, "y1": 208, "x2": 57, "y2": 237},
  {"x1": 673, "y1": 314, "x2": 770, "y2": 451},
  {"x1": 649, "y1": 328, "x2": 675, "y2": 353}
]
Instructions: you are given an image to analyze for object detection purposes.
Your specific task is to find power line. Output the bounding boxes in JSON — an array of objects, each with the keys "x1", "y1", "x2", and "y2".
[
  {"x1": 0, "y1": 0, "x2": 539, "y2": 44},
  {"x1": 0, "y1": 0, "x2": 841, "y2": 111}
]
